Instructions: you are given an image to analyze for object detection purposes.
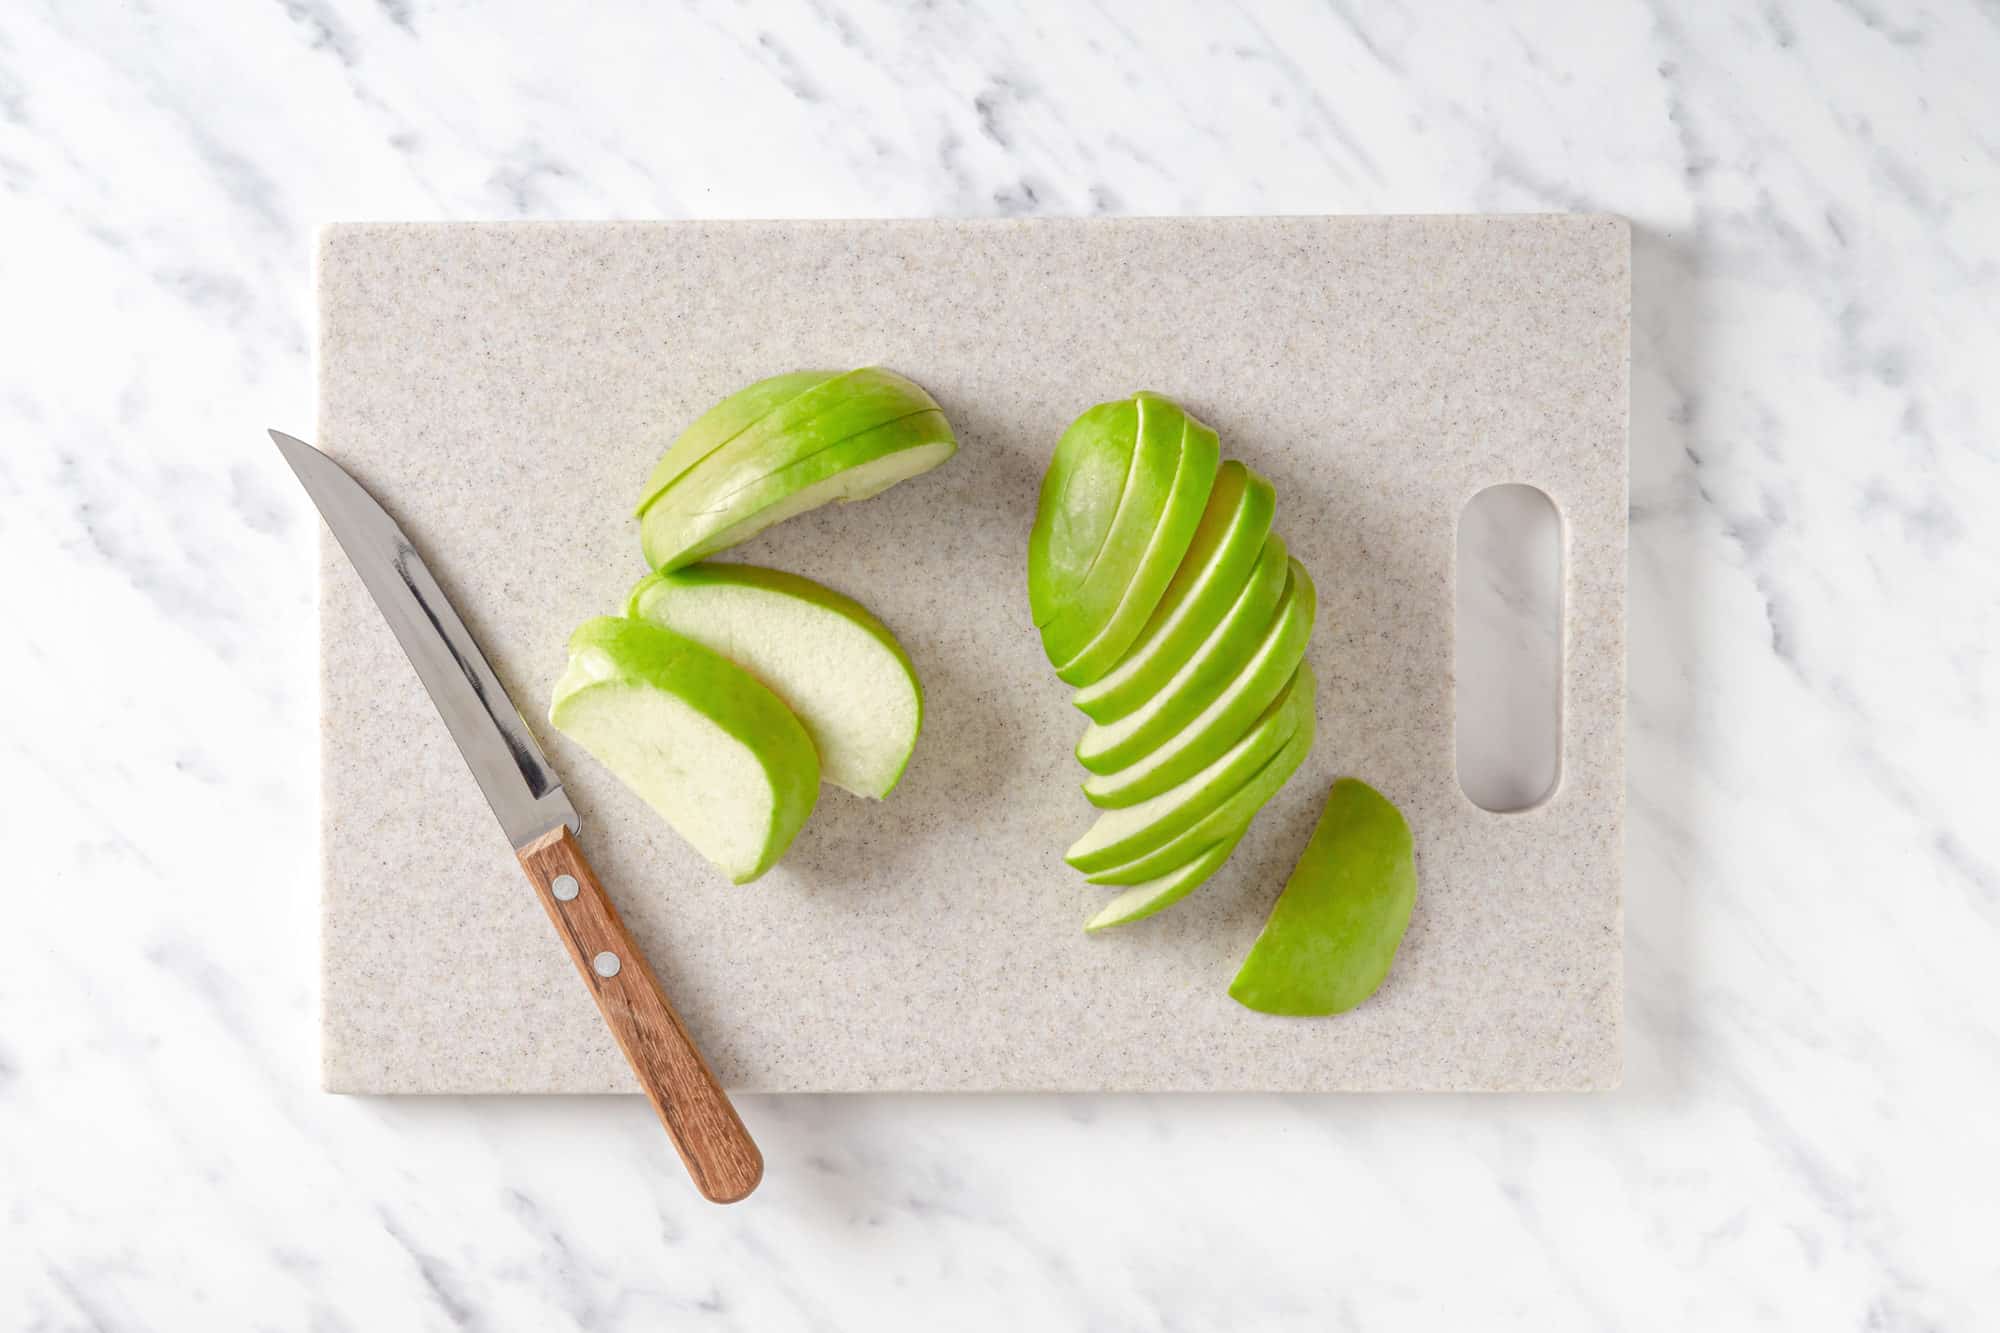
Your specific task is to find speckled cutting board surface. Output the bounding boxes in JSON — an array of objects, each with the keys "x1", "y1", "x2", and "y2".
[{"x1": 316, "y1": 216, "x2": 1627, "y2": 1093}]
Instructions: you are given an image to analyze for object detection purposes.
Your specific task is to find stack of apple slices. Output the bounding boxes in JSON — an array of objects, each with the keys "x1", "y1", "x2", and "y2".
[
  {"x1": 551, "y1": 369, "x2": 951, "y2": 883},
  {"x1": 637, "y1": 368, "x2": 958, "y2": 573},
  {"x1": 1029, "y1": 392, "x2": 1317, "y2": 931}
]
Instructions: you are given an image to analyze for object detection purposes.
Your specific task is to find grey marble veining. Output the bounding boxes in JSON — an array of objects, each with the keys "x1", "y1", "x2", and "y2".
[{"x1": 2, "y1": 1, "x2": 1997, "y2": 1329}]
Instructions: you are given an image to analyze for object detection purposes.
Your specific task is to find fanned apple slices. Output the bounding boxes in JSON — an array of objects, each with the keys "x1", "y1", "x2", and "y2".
[
  {"x1": 1035, "y1": 392, "x2": 1220, "y2": 681},
  {"x1": 1067, "y1": 661, "x2": 1315, "y2": 878},
  {"x1": 1027, "y1": 390, "x2": 1320, "y2": 930},
  {"x1": 1086, "y1": 711, "x2": 1318, "y2": 934}
]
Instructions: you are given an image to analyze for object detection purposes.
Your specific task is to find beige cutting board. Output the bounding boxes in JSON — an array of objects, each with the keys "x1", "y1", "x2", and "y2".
[{"x1": 316, "y1": 216, "x2": 1626, "y2": 1093}]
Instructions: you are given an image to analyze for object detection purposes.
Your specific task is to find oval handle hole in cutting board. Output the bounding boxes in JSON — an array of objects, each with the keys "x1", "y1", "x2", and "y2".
[{"x1": 1455, "y1": 483, "x2": 1564, "y2": 812}]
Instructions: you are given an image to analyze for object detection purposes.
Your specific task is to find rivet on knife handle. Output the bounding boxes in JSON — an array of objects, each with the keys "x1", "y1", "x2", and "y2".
[{"x1": 518, "y1": 825, "x2": 764, "y2": 1204}]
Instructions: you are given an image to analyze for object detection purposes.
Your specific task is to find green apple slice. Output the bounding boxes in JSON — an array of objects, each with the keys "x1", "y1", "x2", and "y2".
[
  {"x1": 549, "y1": 617, "x2": 819, "y2": 884},
  {"x1": 1066, "y1": 660, "x2": 1314, "y2": 875},
  {"x1": 1082, "y1": 613, "x2": 1317, "y2": 814},
  {"x1": 1078, "y1": 553, "x2": 1313, "y2": 781},
  {"x1": 1036, "y1": 392, "x2": 1186, "y2": 666},
  {"x1": 635, "y1": 370, "x2": 840, "y2": 516},
  {"x1": 1229, "y1": 779, "x2": 1416, "y2": 1016},
  {"x1": 1052, "y1": 412, "x2": 1220, "y2": 686},
  {"x1": 641, "y1": 409, "x2": 956, "y2": 570},
  {"x1": 1067, "y1": 536, "x2": 1288, "y2": 781},
  {"x1": 638, "y1": 367, "x2": 937, "y2": 518},
  {"x1": 1084, "y1": 833, "x2": 1243, "y2": 933},
  {"x1": 1028, "y1": 397, "x2": 1140, "y2": 625},
  {"x1": 1079, "y1": 559, "x2": 1316, "y2": 798},
  {"x1": 629, "y1": 564, "x2": 923, "y2": 799},
  {"x1": 1085, "y1": 698, "x2": 1315, "y2": 886},
  {"x1": 1073, "y1": 461, "x2": 1275, "y2": 724}
]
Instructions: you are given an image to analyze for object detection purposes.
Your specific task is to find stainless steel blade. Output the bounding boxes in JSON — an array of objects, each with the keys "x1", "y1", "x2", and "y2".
[{"x1": 273, "y1": 430, "x2": 579, "y2": 849}]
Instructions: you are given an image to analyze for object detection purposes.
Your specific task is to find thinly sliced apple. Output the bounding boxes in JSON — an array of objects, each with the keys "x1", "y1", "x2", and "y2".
[
  {"x1": 639, "y1": 368, "x2": 936, "y2": 517},
  {"x1": 1073, "y1": 461, "x2": 1275, "y2": 724},
  {"x1": 1036, "y1": 392, "x2": 1186, "y2": 665},
  {"x1": 1053, "y1": 412, "x2": 1220, "y2": 686},
  {"x1": 636, "y1": 370, "x2": 840, "y2": 515},
  {"x1": 1084, "y1": 833, "x2": 1243, "y2": 933},
  {"x1": 1066, "y1": 660, "x2": 1314, "y2": 875},
  {"x1": 641, "y1": 409, "x2": 956, "y2": 570},
  {"x1": 1085, "y1": 700, "x2": 1315, "y2": 886},
  {"x1": 549, "y1": 617, "x2": 819, "y2": 884},
  {"x1": 1078, "y1": 561, "x2": 1315, "y2": 802},
  {"x1": 1230, "y1": 779, "x2": 1416, "y2": 1016},
  {"x1": 1028, "y1": 398, "x2": 1140, "y2": 625},
  {"x1": 1080, "y1": 544, "x2": 1296, "y2": 780},
  {"x1": 630, "y1": 564, "x2": 924, "y2": 799}
]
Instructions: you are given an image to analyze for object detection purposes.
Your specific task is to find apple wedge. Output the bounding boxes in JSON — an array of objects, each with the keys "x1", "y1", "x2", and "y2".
[
  {"x1": 642, "y1": 409, "x2": 956, "y2": 570},
  {"x1": 1066, "y1": 660, "x2": 1314, "y2": 876},
  {"x1": 1028, "y1": 397, "x2": 1140, "y2": 625},
  {"x1": 1072, "y1": 461, "x2": 1275, "y2": 724},
  {"x1": 1084, "y1": 833, "x2": 1243, "y2": 933},
  {"x1": 1229, "y1": 779, "x2": 1416, "y2": 1015},
  {"x1": 1085, "y1": 696, "x2": 1315, "y2": 886},
  {"x1": 549, "y1": 616, "x2": 819, "y2": 884},
  {"x1": 1036, "y1": 392, "x2": 1188, "y2": 667},
  {"x1": 638, "y1": 367, "x2": 956, "y2": 571},
  {"x1": 1077, "y1": 554, "x2": 1314, "y2": 783},
  {"x1": 1052, "y1": 408, "x2": 1220, "y2": 685},
  {"x1": 630, "y1": 564, "x2": 923, "y2": 800},
  {"x1": 636, "y1": 369, "x2": 841, "y2": 515}
]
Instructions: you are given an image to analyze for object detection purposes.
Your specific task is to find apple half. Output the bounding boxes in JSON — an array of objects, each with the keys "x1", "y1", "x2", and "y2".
[
  {"x1": 1077, "y1": 553, "x2": 1313, "y2": 784},
  {"x1": 1067, "y1": 659, "x2": 1315, "y2": 876},
  {"x1": 549, "y1": 616, "x2": 819, "y2": 883},
  {"x1": 1229, "y1": 779, "x2": 1416, "y2": 1015},
  {"x1": 1071, "y1": 460, "x2": 1275, "y2": 724},
  {"x1": 638, "y1": 367, "x2": 956, "y2": 571},
  {"x1": 630, "y1": 563, "x2": 923, "y2": 800}
]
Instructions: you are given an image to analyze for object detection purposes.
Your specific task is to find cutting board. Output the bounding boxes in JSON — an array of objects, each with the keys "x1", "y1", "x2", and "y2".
[{"x1": 316, "y1": 216, "x2": 1626, "y2": 1093}]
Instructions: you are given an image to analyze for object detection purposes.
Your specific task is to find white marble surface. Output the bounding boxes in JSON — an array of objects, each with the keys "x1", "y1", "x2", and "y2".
[{"x1": 3, "y1": 0, "x2": 1996, "y2": 1327}]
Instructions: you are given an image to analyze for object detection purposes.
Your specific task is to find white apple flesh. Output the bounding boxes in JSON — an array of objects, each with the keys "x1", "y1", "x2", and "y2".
[
  {"x1": 549, "y1": 617, "x2": 820, "y2": 884},
  {"x1": 630, "y1": 564, "x2": 924, "y2": 800}
]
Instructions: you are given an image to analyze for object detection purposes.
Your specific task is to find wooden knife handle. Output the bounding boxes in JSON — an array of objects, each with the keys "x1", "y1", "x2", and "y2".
[{"x1": 516, "y1": 825, "x2": 764, "y2": 1203}]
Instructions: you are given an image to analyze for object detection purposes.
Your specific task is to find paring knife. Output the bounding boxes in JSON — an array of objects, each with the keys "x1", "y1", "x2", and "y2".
[{"x1": 273, "y1": 430, "x2": 763, "y2": 1204}]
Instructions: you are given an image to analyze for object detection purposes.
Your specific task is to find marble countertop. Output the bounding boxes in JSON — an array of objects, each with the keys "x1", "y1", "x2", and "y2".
[{"x1": 4, "y1": 1, "x2": 1996, "y2": 1329}]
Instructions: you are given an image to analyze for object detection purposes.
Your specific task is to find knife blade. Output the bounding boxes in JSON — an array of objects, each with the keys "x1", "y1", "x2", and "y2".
[
  {"x1": 274, "y1": 430, "x2": 763, "y2": 1203},
  {"x1": 272, "y1": 431, "x2": 578, "y2": 848}
]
